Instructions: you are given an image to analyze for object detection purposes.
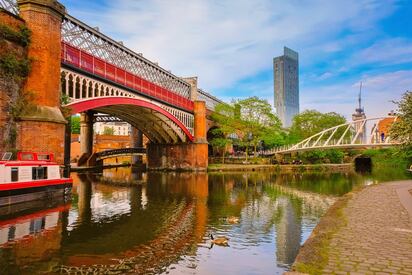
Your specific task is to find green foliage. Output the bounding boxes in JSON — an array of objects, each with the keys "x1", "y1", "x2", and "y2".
[
  {"x1": 289, "y1": 110, "x2": 347, "y2": 143},
  {"x1": 0, "y1": 52, "x2": 31, "y2": 78},
  {"x1": 210, "y1": 97, "x2": 284, "y2": 159},
  {"x1": 0, "y1": 24, "x2": 31, "y2": 47},
  {"x1": 362, "y1": 148, "x2": 411, "y2": 169},
  {"x1": 236, "y1": 96, "x2": 283, "y2": 153},
  {"x1": 103, "y1": 127, "x2": 115, "y2": 135},
  {"x1": 390, "y1": 91, "x2": 412, "y2": 149},
  {"x1": 71, "y1": 116, "x2": 80, "y2": 134},
  {"x1": 299, "y1": 149, "x2": 344, "y2": 164},
  {"x1": 326, "y1": 149, "x2": 345, "y2": 164}
]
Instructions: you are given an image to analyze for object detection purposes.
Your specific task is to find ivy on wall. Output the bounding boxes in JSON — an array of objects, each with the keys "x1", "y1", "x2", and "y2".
[
  {"x1": 0, "y1": 22, "x2": 32, "y2": 150},
  {"x1": 0, "y1": 23, "x2": 31, "y2": 47}
]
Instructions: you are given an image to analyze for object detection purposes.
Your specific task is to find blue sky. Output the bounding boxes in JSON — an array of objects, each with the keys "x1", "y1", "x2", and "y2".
[{"x1": 60, "y1": 0, "x2": 412, "y2": 119}]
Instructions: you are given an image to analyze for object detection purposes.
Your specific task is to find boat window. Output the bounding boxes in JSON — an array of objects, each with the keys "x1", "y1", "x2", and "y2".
[
  {"x1": 37, "y1": 154, "x2": 50, "y2": 161},
  {"x1": 11, "y1": 167, "x2": 18, "y2": 182},
  {"x1": 32, "y1": 167, "x2": 48, "y2": 180},
  {"x1": 20, "y1": 153, "x2": 34, "y2": 161},
  {"x1": 2, "y1": 152, "x2": 12, "y2": 161}
]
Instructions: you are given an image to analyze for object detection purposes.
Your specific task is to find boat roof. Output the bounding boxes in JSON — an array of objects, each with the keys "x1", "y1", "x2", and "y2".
[
  {"x1": 0, "y1": 152, "x2": 58, "y2": 167},
  {"x1": 0, "y1": 161, "x2": 59, "y2": 167}
]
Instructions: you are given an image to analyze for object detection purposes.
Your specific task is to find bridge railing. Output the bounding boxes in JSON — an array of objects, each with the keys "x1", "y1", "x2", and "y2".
[
  {"x1": 197, "y1": 89, "x2": 224, "y2": 111},
  {"x1": 61, "y1": 15, "x2": 192, "y2": 100},
  {"x1": 0, "y1": 0, "x2": 18, "y2": 15},
  {"x1": 61, "y1": 42, "x2": 195, "y2": 112},
  {"x1": 260, "y1": 117, "x2": 399, "y2": 155},
  {"x1": 95, "y1": 148, "x2": 146, "y2": 160}
]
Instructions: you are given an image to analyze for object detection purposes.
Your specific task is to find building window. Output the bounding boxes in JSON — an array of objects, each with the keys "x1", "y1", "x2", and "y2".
[
  {"x1": 32, "y1": 167, "x2": 48, "y2": 180},
  {"x1": 11, "y1": 167, "x2": 18, "y2": 182}
]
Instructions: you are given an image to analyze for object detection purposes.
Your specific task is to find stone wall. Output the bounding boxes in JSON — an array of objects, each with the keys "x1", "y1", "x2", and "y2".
[{"x1": 147, "y1": 143, "x2": 208, "y2": 171}]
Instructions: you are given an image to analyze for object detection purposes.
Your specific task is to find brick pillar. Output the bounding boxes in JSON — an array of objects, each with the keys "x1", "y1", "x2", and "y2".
[
  {"x1": 194, "y1": 101, "x2": 207, "y2": 143},
  {"x1": 79, "y1": 112, "x2": 93, "y2": 157},
  {"x1": 16, "y1": 0, "x2": 67, "y2": 163}
]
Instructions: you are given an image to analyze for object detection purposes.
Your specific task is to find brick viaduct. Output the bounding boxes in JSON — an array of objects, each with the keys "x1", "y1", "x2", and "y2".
[{"x1": 0, "y1": 0, "x2": 211, "y2": 171}]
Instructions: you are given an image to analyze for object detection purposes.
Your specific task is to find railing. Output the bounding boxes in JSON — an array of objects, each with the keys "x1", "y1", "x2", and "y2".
[
  {"x1": 61, "y1": 15, "x2": 192, "y2": 100},
  {"x1": 95, "y1": 148, "x2": 146, "y2": 160},
  {"x1": 261, "y1": 117, "x2": 400, "y2": 155},
  {"x1": 197, "y1": 89, "x2": 224, "y2": 111},
  {"x1": 0, "y1": 0, "x2": 18, "y2": 15},
  {"x1": 61, "y1": 42, "x2": 194, "y2": 112}
]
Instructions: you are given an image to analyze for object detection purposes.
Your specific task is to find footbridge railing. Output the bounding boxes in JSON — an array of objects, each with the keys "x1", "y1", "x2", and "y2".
[
  {"x1": 95, "y1": 147, "x2": 146, "y2": 161},
  {"x1": 262, "y1": 116, "x2": 400, "y2": 155}
]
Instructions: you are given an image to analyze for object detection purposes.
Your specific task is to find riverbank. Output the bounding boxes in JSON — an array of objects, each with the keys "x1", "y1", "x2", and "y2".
[
  {"x1": 207, "y1": 163, "x2": 352, "y2": 172},
  {"x1": 291, "y1": 180, "x2": 412, "y2": 274}
]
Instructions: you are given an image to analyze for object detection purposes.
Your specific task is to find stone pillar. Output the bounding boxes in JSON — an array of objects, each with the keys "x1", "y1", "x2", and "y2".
[
  {"x1": 80, "y1": 111, "x2": 93, "y2": 157},
  {"x1": 130, "y1": 127, "x2": 143, "y2": 165},
  {"x1": 182, "y1": 77, "x2": 198, "y2": 101},
  {"x1": 16, "y1": 0, "x2": 67, "y2": 163}
]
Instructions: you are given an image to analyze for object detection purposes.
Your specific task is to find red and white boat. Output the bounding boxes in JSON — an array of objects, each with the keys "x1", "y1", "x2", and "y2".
[{"x1": 0, "y1": 152, "x2": 72, "y2": 207}]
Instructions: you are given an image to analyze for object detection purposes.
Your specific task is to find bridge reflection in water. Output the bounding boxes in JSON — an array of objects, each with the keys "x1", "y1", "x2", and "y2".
[{"x1": 0, "y1": 168, "x2": 379, "y2": 274}]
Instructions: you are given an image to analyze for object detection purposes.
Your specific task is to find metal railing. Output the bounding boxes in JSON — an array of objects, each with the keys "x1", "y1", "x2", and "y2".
[
  {"x1": 96, "y1": 148, "x2": 146, "y2": 160},
  {"x1": 261, "y1": 117, "x2": 400, "y2": 155}
]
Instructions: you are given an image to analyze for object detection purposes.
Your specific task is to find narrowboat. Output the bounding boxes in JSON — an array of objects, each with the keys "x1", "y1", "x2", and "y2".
[{"x1": 0, "y1": 152, "x2": 72, "y2": 207}]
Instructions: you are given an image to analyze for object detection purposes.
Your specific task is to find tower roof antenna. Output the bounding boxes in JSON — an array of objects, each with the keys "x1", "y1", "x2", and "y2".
[{"x1": 358, "y1": 81, "x2": 362, "y2": 110}]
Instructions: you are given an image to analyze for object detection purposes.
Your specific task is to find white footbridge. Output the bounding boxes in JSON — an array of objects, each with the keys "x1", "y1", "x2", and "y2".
[{"x1": 262, "y1": 117, "x2": 400, "y2": 155}]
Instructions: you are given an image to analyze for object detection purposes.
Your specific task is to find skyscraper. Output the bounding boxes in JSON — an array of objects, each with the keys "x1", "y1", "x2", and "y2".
[{"x1": 273, "y1": 47, "x2": 299, "y2": 127}]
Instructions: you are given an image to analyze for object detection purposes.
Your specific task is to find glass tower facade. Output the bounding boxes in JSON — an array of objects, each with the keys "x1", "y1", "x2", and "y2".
[{"x1": 273, "y1": 47, "x2": 299, "y2": 127}]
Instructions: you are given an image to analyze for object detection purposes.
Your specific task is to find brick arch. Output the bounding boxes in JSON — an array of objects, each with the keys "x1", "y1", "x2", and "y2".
[{"x1": 67, "y1": 97, "x2": 194, "y2": 143}]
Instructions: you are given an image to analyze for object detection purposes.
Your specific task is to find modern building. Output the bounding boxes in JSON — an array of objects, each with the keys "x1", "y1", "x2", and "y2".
[{"x1": 273, "y1": 47, "x2": 299, "y2": 127}]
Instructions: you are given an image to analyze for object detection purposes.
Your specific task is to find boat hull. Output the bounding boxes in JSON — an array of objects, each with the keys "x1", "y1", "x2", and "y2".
[{"x1": 0, "y1": 180, "x2": 72, "y2": 207}]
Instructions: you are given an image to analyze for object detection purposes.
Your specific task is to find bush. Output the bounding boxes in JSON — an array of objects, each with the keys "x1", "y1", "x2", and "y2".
[
  {"x1": 0, "y1": 24, "x2": 31, "y2": 47},
  {"x1": 325, "y1": 149, "x2": 345, "y2": 164},
  {"x1": 0, "y1": 53, "x2": 31, "y2": 77},
  {"x1": 299, "y1": 149, "x2": 344, "y2": 164}
]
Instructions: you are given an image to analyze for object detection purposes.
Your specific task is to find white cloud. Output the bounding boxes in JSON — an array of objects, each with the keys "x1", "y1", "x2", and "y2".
[
  {"x1": 301, "y1": 70, "x2": 412, "y2": 119},
  {"x1": 350, "y1": 38, "x2": 412, "y2": 66},
  {"x1": 71, "y1": 0, "x2": 395, "y2": 93}
]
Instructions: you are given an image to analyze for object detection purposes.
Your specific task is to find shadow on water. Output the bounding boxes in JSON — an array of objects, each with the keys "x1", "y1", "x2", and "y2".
[{"x1": 0, "y1": 166, "x2": 410, "y2": 274}]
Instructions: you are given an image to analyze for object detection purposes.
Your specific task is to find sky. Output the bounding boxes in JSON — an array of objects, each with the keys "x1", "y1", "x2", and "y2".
[{"x1": 60, "y1": 0, "x2": 412, "y2": 119}]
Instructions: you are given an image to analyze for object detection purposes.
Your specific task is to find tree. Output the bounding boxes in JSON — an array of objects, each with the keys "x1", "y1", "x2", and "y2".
[
  {"x1": 209, "y1": 103, "x2": 241, "y2": 162},
  {"x1": 390, "y1": 91, "x2": 412, "y2": 148},
  {"x1": 236, "y1": 97, "x2": 283, "y2": 157},
  {"x1": 71, "y1": 115, "x2": 80, "y2": 134},
  {"x1": 103, "y1": 126, "x2": 115, "y2": 135},
  {"x1": 289, "y1": 110, "x2": 346, "y2": 143}
]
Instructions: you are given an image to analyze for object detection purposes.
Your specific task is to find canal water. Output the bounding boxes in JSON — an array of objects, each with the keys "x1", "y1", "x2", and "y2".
[{"x1": 0, "y1": 167, "x2": 410, "y2": 274}]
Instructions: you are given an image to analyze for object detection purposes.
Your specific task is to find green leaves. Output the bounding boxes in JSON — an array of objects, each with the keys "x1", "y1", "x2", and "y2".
[
  {"x1": 210, "y1": 97, "x2": 284, "y2": 156},
  {"x1": 0, "y1": 24, "x2": 31, "y2": 47},
  {"x1": 71, "y1": 116, "x2": 80, "y2": 134},
  {"x1": 289, "y1": 110, "x2": 347, "y2": 141},
  {"x1": 390, "y1": 91, "x2": 412, "y2": 148}
]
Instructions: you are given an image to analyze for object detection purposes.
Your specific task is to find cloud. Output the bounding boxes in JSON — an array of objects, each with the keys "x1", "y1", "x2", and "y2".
[
  {"x1": 302, "y1": 70, "x2": 412, "y2": 119},
  {"x1": 67, "y1": 0, "x2": 395, "y2": 93},
  {"x1": 350, "y1": 38, "x2": 412, "y2": 66}
]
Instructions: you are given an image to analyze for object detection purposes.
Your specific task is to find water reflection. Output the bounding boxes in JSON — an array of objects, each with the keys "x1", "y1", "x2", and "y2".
[{"x1": 0, "y1": 167, "x2": 410, "y2": 274}]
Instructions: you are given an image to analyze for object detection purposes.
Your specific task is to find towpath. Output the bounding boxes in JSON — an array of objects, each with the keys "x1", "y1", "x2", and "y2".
[{"x1": 292, "y1": 180, "x2": 412, "y2": 275}]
